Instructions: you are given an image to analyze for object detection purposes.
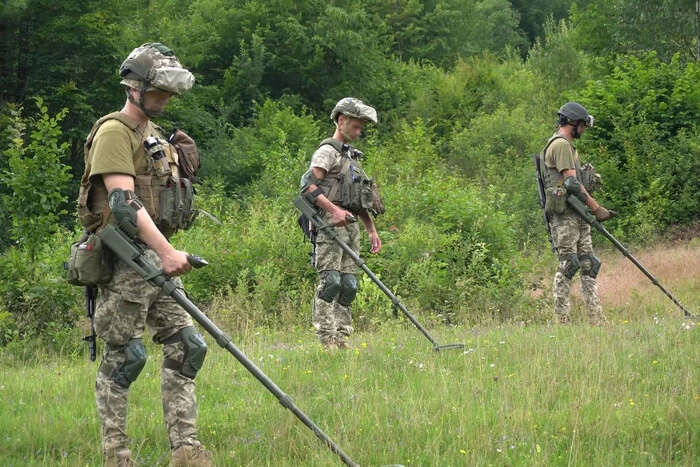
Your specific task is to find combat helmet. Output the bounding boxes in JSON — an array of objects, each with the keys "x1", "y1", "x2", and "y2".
[
  {"x1": 119, "y1": 42, "x2": 194, "y2": 95},
  {"x1": 558, "y1": 102, "x2": 594, "y2": 127},
  {"x1": 330, "y1": 97, "x2": 378, "y2": 124}
]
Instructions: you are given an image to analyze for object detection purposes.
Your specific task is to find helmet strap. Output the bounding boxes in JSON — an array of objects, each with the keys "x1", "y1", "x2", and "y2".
[{"x1": 126, "y1": 83, "x2": 163, "y2": 118}]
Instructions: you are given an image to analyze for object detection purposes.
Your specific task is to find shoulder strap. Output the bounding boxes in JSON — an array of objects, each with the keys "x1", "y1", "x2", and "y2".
[
  {"x1": 85, "y1": 112, "x2": 141, "y2": 150},
  {"x1": 541, "y1": 134, "x2": 568, "y2": 158},
  {"x1": 317, "y1": 138, "x2": 354, "y2": 202},
  {"x1": 318, "y1": 137, "x2": 344, "y2": 152}
]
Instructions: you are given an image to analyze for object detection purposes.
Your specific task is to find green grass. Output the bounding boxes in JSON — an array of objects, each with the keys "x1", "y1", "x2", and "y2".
[
  {"x1": 2, "y1": 243, "x2": 699, "y2": 466},
  {"x1": 2, "y1": 314, "x2": 700, "y2": 466}
]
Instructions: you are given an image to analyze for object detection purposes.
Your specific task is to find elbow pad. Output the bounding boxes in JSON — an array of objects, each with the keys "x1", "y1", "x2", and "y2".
[
  {"x1": 300, "y1": 169, "x2": 322, "y2": 193},
  {"x1": 563, "y1": 176, "x2": 588, "y2": 203},
  {"x1": 108, "y1": 188, "x2": 143, "y2": 234}
]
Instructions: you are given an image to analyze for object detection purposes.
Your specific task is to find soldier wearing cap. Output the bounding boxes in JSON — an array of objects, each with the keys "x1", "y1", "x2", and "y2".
[
  {"x1": 540, "y1": 102, "x2": 617, "y2": 325},
  {"x1": 299, "y1": 97, "x2": 383, "y2": 349},
  {"x1": 76, "y1": 43, "x2": 213, "y2": 466}
]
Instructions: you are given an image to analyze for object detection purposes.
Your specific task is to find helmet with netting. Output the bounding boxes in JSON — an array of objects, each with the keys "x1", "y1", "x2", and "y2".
[
  {"x1": 330, "y1": 97, "x2": 378, "y2": 124},
  {"x1": 119, "y1": 42, "x2": 194, "y2": 94}
]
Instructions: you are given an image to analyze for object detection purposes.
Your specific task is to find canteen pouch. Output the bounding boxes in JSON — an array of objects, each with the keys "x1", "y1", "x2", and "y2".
[
  {"x1": 544, "y1": 186, "x2": 568, "y2": 215},
  {"x1": 65, "y1": 234, "x2": 113, "y2": 286}
]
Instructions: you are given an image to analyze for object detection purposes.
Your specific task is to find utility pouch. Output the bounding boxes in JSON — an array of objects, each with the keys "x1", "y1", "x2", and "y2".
[
  {"x1": 360, "y1": 178, "x2": 374, "y2": 210},
  {"x1": 544, "y1": 186, "x2": 568, "y2": 215},
  {"x1": 159, "y1": 176, "x2": 197, "y2": 230},
  {"x1": 65, "y1": 234, "x2": 113, "y2": 286},
  {"x1": 169, "y1": 128, "x2": 201, "y2": 182}
]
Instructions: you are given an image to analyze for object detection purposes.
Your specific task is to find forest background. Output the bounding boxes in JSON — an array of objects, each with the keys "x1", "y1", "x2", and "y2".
[{"x1": 1, "y1": 0, "x2": 699, "y2": 352}]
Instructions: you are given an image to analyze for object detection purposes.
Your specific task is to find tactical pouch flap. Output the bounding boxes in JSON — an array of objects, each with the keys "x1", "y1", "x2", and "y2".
[
  {"x1": 544, "y1": 186, "x2": 568, "y2": 215},
  {"x1": 169, "y1": 128, "x2": 200, "y2": 182},
  {"x1": 65, "y1": 234, "x2": 113, "y2": 286}
]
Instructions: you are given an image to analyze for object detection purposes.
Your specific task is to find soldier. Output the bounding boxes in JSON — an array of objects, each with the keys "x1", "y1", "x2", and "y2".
[
  {"x1": 76, "y1": 43, "x2": 213, "y2": 466},
  {"x1": 540, "y1": 102, "x2": 616, "y2": 325},
  {"x1": 300, "y1": 98, "x2": 382, "y2": 349}
]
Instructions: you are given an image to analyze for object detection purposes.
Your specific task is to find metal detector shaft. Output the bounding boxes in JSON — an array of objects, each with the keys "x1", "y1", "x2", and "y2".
[
  {"x1": 97, "y1": 224, "x2": 360, "y2": 467},
  {"x1": 567, "y1": 195, "x2": 694, "y2": 318},
  {"x1": 294, "y1": 196, "x2": 464, "y2": 352}
]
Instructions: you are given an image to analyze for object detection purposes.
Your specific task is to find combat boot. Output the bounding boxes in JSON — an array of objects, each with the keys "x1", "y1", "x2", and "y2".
[
  {"x1": 336, "y1": 337, "x2": 350, "y2": 349},
  {"x1": 589, "y1": 313, "x2": 608, "y2": 326},
  {"x1": 171, "y1": 440, "x2": 214, "y2": 467},
  {"x1": 321, "y1": 337, "x2": 338, "y2": 350},
  {"x1": 556, "y1": 313, "x2": 572, "y2": 325},
  {"x1": 104, "y1": 448, "x2": 135, "y2": 467}
]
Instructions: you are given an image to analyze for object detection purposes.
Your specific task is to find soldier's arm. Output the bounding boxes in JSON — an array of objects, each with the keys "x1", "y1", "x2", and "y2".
[
  {"x1": 304, "y1": 167, "x2": 354, "y2": 227},
  {"x1": 561, "y1": 168, "x2": 599, "y2": 211},
  {"x1": 103, "y1": 173, "x2": 191, "y2": 276},
  {"x1": 358, "y1": 210, "x2": 381, "y2": 253}
]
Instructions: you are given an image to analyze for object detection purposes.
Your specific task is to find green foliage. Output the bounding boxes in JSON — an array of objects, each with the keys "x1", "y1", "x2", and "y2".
[
  {"x1": 577, "y1": 54, "x2": 700, "y2": 241},
  {"x1": 571, "y1": 0, "x2": 698, "y2": 63},
  {"x1": 1, "y1": 98, "x2": 72, "y2": 261},
  {"x1": 0, "y1": 228, "x2": 82, "y2": 346}
]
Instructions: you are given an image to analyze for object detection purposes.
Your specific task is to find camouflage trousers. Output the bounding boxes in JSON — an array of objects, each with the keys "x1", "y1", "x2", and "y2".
[
  {"x1": 312, "y1": 211, "x2": 361, "y2": 344},
  {"x1": 94, "y1": 248, "x2": 199, "y2": 455},
  {"x1": 550, "y1": 211, "x2": 605, "y2": 324}
]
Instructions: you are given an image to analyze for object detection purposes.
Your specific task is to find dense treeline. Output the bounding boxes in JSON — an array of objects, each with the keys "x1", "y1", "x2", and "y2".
[{"x1": 1, "y1": 0, "x2": 699, "y2": 347}]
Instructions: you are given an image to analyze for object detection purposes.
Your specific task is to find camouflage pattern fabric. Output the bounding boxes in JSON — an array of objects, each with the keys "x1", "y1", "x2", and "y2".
[
  {"x1": 94, "y1": 248, "x2": 199, "y2": 454},
  {"x1": 550, "y1": 210, "x2": 606, "y2": 324},
  {"x1": 312, "y1": 210, "x2": 361, "y2": 344}
]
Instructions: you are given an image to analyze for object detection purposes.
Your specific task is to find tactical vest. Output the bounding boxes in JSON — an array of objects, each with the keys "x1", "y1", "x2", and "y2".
[
  {"x1": 77, "y1": 112, "x2": 197, "y2": 237},
  {"x1": 315, "y1": 138, "x2": 373, "y2": 213},
  {"x1": 540, "y1": 134, "x2": 583, "y2": 190}
]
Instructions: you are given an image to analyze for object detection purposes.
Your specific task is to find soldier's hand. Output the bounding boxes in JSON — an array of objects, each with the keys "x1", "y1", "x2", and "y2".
[
  {"x1": 161, "y1": 249, "x2": 192, "y2": 276},
  {"x1": 593, "y1": 206, "x2": 617, "y2": 222},
  {"x1": 331, "y1": 209, "x2": 353, "y2": 227}
]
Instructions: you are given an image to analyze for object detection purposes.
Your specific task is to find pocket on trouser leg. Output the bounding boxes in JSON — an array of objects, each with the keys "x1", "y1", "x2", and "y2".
[{"x1": 94, "y1": 289, "x2": 144, "y2": 344}]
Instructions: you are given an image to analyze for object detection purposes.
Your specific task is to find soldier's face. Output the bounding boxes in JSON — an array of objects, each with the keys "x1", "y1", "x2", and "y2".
[
  {"x1": 143, "y1": 89, "x2": 174, "y2": 114},
  {"x1": 339, "y1": 116, "x2": 366, "y2": 142}
]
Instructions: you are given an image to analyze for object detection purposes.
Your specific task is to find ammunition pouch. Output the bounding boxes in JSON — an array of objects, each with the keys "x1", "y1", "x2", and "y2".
[
  {"x1": 158, "y1": 176, "x2": 197, "y2": 230},
  {"x1": 338, "y1": 174, "x2": 374, "y2": 213},
  {"x1": 544, "y1": 186, "x2": 568, "y2": 215},
  {"x1": 65, "y1": 233, "x2": 113, "y2": 286}
]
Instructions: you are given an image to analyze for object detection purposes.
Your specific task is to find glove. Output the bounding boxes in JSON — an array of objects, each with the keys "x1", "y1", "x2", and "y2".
[{"x1": 593, "y1": 206, "x2": 616, "y2": 222}]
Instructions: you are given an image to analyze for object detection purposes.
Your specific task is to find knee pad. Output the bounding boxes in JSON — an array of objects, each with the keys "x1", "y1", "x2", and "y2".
[
  {"x1": 338, "y1": 273, "x2": 358, "y2": 306},
  {"x1": 317, "y1": 270, "x2": 341, "y2": 303},
  {"x1": 579, "y1": 252, "x2": 601, "y2": 278},
  {"x1": 162, "y1": 326, "x2": 207, "y2": 379},
  {"x1": 558, "y1": 254, "x2": 581, "y2": 280},
  {"x1": 99, "y1": 338, "x2": 147, "y2": 389}
]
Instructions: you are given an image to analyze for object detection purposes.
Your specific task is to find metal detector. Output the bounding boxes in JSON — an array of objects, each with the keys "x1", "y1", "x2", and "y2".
[
  {"x1": 294, "y1": 195, "x2": 465, "y2": 352},
  {"x1": 97, "y1": 224, "x2": 381, "y2": 467},
  {"x1": 567, "y1": 195, "x2": 695, "y2": 318}
]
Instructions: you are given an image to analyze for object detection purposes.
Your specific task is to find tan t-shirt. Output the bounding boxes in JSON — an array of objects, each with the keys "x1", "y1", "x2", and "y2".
[
  {"x1": 544, "y1": 136, "x2": 578, "y2": 173},
  {"x1": 310, "y1": 144, "x2": 341, "y2": 172}
]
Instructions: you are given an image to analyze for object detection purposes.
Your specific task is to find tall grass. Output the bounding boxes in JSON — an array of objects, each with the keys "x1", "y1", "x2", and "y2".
[{"x1": 2, "y1": 242, "x2": 698, "y2": 466}]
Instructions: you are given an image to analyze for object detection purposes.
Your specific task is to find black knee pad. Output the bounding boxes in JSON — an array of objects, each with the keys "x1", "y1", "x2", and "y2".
[
  {"x1": 338, "y1": 273, "x2": 358, "y2": 306},
  {"x1": 579, "y1": 252, "x2": 601, "y2": 278},
  {"x1": 163, "y1": 326, "x2": 207, "y2": 379},
  {"x1": 558, "y1": 254, "x2": 581, "y2": 280},
  {"x1": 100, "y1": 338, "x2": 147, "y2": 389},
  {"x1": 317, "y1": 270, "x2": 341, "y2": 303}
]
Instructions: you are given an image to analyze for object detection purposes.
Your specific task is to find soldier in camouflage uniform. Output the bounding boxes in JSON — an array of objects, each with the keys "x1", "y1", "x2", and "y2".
[
  {"x1": 300, "y1": 98, "x2": 382, "y2": 349},
  {"x1": 541, "y1": 102, "x2": 616, "y2": 325},
  {"x1": 76, "y1": 43, "x2": 213, "y2": 466}
]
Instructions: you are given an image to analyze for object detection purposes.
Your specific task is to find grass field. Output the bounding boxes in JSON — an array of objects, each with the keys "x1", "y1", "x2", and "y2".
[{"x1": 1, "y1": 241, "x2": 699, "y2": 466}]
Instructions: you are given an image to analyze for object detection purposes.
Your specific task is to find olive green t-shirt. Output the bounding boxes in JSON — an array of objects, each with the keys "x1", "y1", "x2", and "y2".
[
  {"x1": 88, "y1": 119, "x2": 154, "y2": 180},
  {"x1": 544, "y1": 136, "x2": 578, "y2": 173}
]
